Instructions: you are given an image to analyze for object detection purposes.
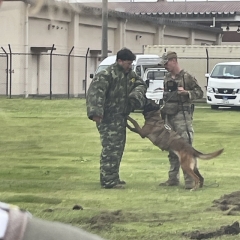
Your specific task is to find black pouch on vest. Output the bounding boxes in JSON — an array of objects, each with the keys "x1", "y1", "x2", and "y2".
[{"x1": 161, "y1": 102, "x2": 179, "y2": 115}]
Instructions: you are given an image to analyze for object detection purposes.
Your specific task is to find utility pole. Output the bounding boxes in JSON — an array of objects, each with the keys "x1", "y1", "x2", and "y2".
[{"x1": 101, "y1": 0, "x2": 108, "y2": 60}]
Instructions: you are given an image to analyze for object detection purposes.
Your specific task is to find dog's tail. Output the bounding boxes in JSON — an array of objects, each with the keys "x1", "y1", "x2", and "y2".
[{"x1": 193, "y1": 148, "x2": 224, "y2": 160}]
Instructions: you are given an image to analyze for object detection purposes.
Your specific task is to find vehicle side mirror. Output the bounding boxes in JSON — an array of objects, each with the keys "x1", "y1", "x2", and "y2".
[
  {"x1": 145, "y1": 79, "x2": 150, "y2": 88},
  {"x1": 205, "y1": 73, "x2": 210, "y2": 78},
  {"x1": 90, "y1": 74, "x2": 94, "y2": 79}
]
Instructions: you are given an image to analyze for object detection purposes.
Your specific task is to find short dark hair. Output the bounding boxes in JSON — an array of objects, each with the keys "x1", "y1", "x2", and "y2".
[{"x1": 116, "y1": 48, "x2": 136, "y2": 61}]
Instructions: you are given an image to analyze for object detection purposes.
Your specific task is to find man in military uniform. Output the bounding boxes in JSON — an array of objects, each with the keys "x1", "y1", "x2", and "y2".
[
  {"x1": 159, "y1": 51, "x2": 204, "y2": 189},
  {"x1": 0, "y1": 202, "x2": 106, "y2": 240},
  {"x1": 86, "y1": 48, "x2": 147, "y2": 189}
]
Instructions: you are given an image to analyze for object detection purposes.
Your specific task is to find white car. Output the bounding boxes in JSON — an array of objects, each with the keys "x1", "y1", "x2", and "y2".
[
  {"x1": 206, "y1": 62, "x2": 240, "y2": 109},
  {"x1": 90, "y1": 54, "x2": 161, "y2": 79},
  {"x1": 143, "y1": 68, "x2": 167, "y2": 102}
]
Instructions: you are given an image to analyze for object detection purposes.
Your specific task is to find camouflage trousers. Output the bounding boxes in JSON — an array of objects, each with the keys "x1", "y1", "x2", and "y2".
[
  {"x1": 166, "y1": 110, "x2": 197, "y2": 187},
  {"x1": 97, "y1": 115, "x2": 127, "y2": 188}
]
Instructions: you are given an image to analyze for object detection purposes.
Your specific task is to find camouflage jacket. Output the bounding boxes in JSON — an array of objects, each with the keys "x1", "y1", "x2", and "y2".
[
  {"x1": 86, "y1": 62, "x2": 147, "y2": 120},
  {"x1": 163, "y1": 70, "x2": 203, "y2": 108}
]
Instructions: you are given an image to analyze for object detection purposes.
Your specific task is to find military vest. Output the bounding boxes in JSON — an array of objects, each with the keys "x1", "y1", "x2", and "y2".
[{"x1": 162, "y1": 70, "x2": 192, "y2": 115}]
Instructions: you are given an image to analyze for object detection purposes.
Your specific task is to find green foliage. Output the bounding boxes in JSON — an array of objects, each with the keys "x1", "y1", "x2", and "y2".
[{"x1": 0, "y1": 98, "x2": 239, "y2": 240}]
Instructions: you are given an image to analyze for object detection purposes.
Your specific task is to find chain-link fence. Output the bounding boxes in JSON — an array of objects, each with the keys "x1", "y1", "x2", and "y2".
[
  {"x1": 0, "y1": 47, "x2": 93, "y2": 99},
  {"x1": 1, "y1": 46, "x2": 240, "y2": 99}
]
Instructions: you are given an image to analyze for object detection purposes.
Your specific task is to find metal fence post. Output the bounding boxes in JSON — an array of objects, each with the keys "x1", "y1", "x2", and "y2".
[
  {"x1": 206, "y1": 48, "x2": 209, "y2": 86},
  {"x1": 8, "y1": 44, "x2": 12, "y2": 99},
  {"x1": 85, "y1": 48, "x2": 90, "y2": 98},
  {"x1": 68, "y1": 46, "x2": 74, "y2": 99},
  {"x1": 1, "y1": 47, "x2": 9, "y2": 97},
  {"x1": 50, "y1": 44, "x2": 55, "y2": 100}
]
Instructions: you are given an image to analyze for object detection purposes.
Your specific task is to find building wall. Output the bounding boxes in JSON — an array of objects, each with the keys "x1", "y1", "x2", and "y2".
[
  {"x1": 1, "y1": 2, "x2": 25, "y2": 51},
  {"x1": 0, "y1": 1, "x2": 221, "y2": 97},
  {"x1": 29, "y1": 19, "x2": 69, "y2": 53},
  {"x1": 1, "y1": 2, "x2": 26, "y2": 95},
  {"x1": 164, "y1": 35, "x2": 188, "y2": 45}
]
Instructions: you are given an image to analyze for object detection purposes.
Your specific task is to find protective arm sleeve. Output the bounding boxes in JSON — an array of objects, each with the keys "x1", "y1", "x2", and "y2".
[
  {"x1": 86, "y1": 72, "x2": 110, "y2": 120},
  {"x1": 128, "y1": 74, "x2": 147, "y2": 110}
]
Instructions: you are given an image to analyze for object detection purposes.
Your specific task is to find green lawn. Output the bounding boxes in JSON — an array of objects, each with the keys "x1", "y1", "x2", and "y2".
[{"x1": 0, "y1": 98, "x2": 239, "y2": 240}]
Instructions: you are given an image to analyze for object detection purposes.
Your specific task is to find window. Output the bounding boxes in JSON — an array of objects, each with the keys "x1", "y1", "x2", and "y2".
[
  {"x1": 147, "y1": 71, "x2": 166, "y2": 80},
  {"x1": 211, "y1": 65, "x2": 240, "y2": 78}
]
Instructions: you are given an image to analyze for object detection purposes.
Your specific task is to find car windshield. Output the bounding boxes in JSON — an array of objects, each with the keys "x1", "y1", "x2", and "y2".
[
  {"x1": 147, "y1": 71, "x2": 166, "y2": 80},
  {"x1": 211, "y1": 65, "x2": 240, "y2": 79}
]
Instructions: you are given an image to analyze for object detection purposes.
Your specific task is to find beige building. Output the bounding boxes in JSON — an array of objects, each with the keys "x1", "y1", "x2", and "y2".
[
  {"x1": 86, "y1": 1, "x2": 240, "y2": 45},
  {"x1": 0, "y1": 0, "x2": 222, "y2": 97}
]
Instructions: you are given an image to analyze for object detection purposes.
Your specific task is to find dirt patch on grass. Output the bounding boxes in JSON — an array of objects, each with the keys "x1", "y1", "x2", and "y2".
[
  {"x1": 183, "y1": 191, "x2": 240, "y2": 239},
  {"x1": 87, "y1": 210, "x2": 139, "y2": 230},
  {"x1": 182, "y1": 221, "x2": 240, "y2": 239},
  {"x1": 212, "y1": 191, "x2": 240, "y2": 215}
]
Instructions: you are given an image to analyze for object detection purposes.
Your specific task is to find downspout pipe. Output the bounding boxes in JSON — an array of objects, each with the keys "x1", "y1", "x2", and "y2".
[
  {"x1": 206, "y1": 48, "x2": 209, "y2": 86},
  {"x1": 1, "y1": 47, "x2": 8, "y2": 97},
  {"x1": 50, "y1": 44, "x2": 55, "y2": 100},
  {"x1": 8, "y1": 44, "x2": 12, "y2": 99},
  {"x1": 24, "y1": 3, "x2": 30, "y2": 98},
  {"x1": 85, "y1": 47, "x2": 90, "y2": 98}
]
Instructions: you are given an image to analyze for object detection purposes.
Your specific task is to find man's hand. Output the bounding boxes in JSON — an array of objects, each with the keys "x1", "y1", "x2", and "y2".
[
  {"x1": 177, "y1": 87, "x2": 189, "y2": 96},
  {"x1": 92, "y1": 116, "x2": 102, "y2": 123}
]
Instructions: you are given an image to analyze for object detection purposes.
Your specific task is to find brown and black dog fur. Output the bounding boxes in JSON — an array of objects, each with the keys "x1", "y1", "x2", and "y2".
[{"x1": 127, "y1": 101, "x2": 224, "y2": 191}]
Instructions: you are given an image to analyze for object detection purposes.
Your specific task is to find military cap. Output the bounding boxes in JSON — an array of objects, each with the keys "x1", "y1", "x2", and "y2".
[{"x1": 161, "y1": 51, "x2": 177, "y2": 65}]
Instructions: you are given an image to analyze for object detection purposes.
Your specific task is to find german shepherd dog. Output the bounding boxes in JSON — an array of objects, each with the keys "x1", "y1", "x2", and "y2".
[{"x1": 127, "y1": 101, "x2": 224, "y2": 191}]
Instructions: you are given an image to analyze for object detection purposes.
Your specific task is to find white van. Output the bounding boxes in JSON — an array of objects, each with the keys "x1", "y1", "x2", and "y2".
[
  {"x1": 143, "y1": 67, "x2": 167, "y2": 101},
  {"x1": 206, "y1": 62, "x2": 240, "y2": 109},
  {"x1": 90, "y1": 54, "x2": 161, "y2": 79}
]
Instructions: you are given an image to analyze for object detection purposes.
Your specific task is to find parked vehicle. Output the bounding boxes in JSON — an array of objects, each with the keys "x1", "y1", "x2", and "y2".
[
  {"x1": 143, "y1": 67, "x2": 167, "y2": 101},
  {"x1": 90, "y1": 54, "x2": 161, "y2": 79},
  {"x1": 205, "y1": 62, "x2": 240, "y2": 109}
]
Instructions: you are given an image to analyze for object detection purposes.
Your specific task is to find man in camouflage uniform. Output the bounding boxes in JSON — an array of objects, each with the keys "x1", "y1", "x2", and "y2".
[
  {"x1": 86, "y1": 48, "x2": 147, "y2": 189},
  {"x1": 159, "y1": 51, "x2": 204, "y2": 189}
]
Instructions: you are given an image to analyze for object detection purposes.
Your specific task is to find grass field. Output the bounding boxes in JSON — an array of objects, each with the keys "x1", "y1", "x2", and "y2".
[{"x1": 0, "y1": 98, "x2": 240, "y2": 240}]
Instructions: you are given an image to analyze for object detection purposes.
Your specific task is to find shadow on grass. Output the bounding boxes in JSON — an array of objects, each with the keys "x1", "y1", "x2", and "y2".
[{"x1": 3, "y1": 195, "x2": 62, "y2": 204}]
